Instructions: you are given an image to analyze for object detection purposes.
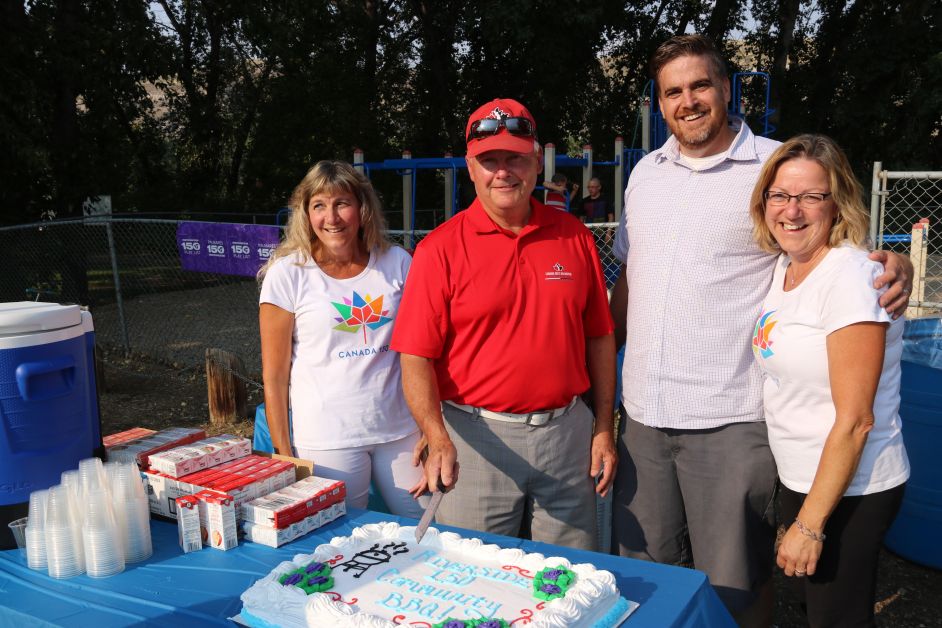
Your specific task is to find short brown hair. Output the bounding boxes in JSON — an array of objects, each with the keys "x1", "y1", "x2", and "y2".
[
  {"x1": 749, "y1": 134, "x2": 870, "y2": 254},
  {"x1": 649, "y1": 34, "x2": 728, "y2": 82}
]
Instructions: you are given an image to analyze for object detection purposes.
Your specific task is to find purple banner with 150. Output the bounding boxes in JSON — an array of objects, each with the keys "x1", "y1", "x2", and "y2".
[{"x1": 176, "y1": 222, "x2": 281, "y2": 277}]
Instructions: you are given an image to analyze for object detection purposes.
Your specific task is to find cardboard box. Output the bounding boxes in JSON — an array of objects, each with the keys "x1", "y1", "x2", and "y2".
[
  {"x1": 143, "y1": 455, "x2": 303, "y2": 520},
  {"x1": 107, "y1": 427, "x2": 207, "y2": 467},
  {"x1": 103, "y1": 427, "x2": 156, "y2": 448},
  {"x1": 251, "y1": 451, "x2": 314, "y2": 482},
  {"x1": 196, "y1": 490, "x2": 238, "y2": 551},
  {"x1": 175, "y1": 495, "x2": 203, "y2": 553}
]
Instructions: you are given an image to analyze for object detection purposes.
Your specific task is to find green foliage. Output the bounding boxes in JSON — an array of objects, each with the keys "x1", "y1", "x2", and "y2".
[{"x1": 1, "y1": 0, "x2": 939, "y2": 225}]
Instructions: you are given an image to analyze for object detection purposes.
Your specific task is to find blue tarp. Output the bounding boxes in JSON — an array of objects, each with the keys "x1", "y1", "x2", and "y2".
[{"x1": 902, "y1": 316, "x2": 942, "y2": 370}]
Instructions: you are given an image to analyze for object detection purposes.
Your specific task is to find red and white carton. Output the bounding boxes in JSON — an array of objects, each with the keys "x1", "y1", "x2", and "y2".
[
  {"x1": 148, "y1": 436, "x2": 251, "y2": 478},
  {"x1": 107, "y1": 427, "x2": 207, "y2": 468},
  {"x1": 196, "y1": 490, "x2": 238, "y2": 551},
  {"x1": 103, "y1": 427, "x2": 156, "y2": 448},
  {"x1": 241, "y1": 500, "x2": 346, "y2": 548},
  {"x1": 175, "y1": 495, "x2": 203, "y2": 553},
  {"x1": 241, "y1": 477, "x2": 345, "y2": 529}
]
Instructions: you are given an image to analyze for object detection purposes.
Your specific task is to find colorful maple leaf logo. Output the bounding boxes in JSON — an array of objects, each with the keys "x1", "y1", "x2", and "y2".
[
  {"x1": 752, "y1": 310, "x2": 777, "y2": 359},
  {"x1": 331, "y1": 291, "x2": 393, "y2": 343}
]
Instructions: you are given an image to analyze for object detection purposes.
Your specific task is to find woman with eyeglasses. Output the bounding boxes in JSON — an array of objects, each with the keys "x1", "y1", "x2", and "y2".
[
  {"x1": 258, "y1": 160, "x2": 427, "y2": 517},
  {"x1": 748, "y1": 134, "x2": 909, "y2": 627}
]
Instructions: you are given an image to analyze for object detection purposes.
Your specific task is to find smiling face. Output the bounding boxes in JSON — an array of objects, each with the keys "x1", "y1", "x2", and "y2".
[
  {"x1": 657, "y1": 54, "x2": 733, "y2": 157},
  {"x1": 764, "y1": 158, "x2": 837, "y2": 262},
  {"x1": 308, "y1": 188, "x2": 362, "y2": 256},
  {"x1": 467, "y1": 148, "x2": 542, "y2": 220}
]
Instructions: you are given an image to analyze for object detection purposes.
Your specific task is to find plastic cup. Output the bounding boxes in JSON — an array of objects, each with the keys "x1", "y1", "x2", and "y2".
[
  {"x1": 25, "y1": 489, "x2": 49, "y2": 570},
  {"x1": 7, "y1": 517, "x2": 27, "y2": 549},
  {"x1": 25, "y1": 526, "x2": 47, "y2": 570},
  {"x1": 27, "y1": 489, "x2": 48, "y2": 529},
  {"x1": 83, "y1": 488, "x2": 124, "y2": 577},
  {"x1": 45, "y1": 486, "x2": 84, "y2": 579}
]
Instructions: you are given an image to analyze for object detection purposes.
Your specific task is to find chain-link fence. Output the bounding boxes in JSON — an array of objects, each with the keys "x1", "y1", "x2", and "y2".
[
  {"x1": 870, "y1": 166, "x2": 942, "y2": 316},
  {"x1": 0, "y1": 218, "x2": 624, "y2": 390}
]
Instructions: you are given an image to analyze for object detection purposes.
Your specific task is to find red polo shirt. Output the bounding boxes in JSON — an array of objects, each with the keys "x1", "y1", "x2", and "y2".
[{"x1": 391, "y1": 197, "x2": 613, "y2": 413}]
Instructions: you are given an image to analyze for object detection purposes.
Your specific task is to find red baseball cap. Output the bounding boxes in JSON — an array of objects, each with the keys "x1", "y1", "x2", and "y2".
[{"x1": 465, "y1": 98, "x2": 539, "y2": 158}]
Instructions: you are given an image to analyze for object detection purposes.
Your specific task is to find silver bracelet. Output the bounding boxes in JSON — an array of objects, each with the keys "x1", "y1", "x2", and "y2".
[{"x1": 795, "y1": 518, "x2": 826, "y2": 542}]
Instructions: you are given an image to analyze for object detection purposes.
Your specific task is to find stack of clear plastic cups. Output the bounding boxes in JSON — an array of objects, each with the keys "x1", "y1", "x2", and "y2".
[
  {"x1": 113, "y1": 462, "x2": 152, "y2": 563},
  {"x1": 60, "y1": 470, "x2": 86, "y2": 529},
  {"x1": 83, "y1": 487, "x2": 125, "y2": 578},
  {"x1": 44, "y1": 485, "x2": 85, "y2": 579},
  {"x1": 79, "y1": 457, "x2": 110, "y2": 503},
  {"x1": 25, "y1": 489, "x2": 48, "y2": 570}
]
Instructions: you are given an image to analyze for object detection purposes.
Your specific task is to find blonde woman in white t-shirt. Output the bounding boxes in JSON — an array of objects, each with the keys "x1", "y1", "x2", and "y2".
[
  {"x1": 749, "y1": 135, "x2": 909, "y2": 627},
  {"x1": 258, "y1": 161, "x2": 427, "y2": 517}
]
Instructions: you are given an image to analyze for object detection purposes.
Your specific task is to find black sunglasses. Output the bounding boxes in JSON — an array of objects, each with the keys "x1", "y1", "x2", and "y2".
[{"x1": 466, "y1": 116, "x2": 536, "y2": 144}]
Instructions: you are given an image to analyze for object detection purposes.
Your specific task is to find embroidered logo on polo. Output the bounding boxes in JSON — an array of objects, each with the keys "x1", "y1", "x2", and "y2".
[
  {"x1": 544, "y1": 262, "x2": 573, "y2": 281},
  {"x1": 331, "y1": 291, "x2": 393, "y2": 344},
  {"x1": 752, "y1": 310, "x2": 777, "y2": 359}
]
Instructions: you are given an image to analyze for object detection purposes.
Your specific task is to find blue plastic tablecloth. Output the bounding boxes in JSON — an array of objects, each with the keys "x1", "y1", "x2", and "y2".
[{"x1": 0, "y1": 509, "x2": 734, "y2": 627}]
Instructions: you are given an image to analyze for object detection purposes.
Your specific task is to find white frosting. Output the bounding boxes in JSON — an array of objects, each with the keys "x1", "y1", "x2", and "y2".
[{"x1": 241, "y1": 522, "x2": 623, "y2": 628}]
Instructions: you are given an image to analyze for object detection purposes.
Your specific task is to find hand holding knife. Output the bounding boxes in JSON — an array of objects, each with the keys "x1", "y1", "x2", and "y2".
[{"x1": 414, "y1": 446, "x2": 458, "y2": 543}]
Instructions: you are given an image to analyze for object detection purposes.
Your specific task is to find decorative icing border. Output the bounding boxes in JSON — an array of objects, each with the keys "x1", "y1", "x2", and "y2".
[{"x1": 242, "y1": 522, "x2": 621, "y2": 628}]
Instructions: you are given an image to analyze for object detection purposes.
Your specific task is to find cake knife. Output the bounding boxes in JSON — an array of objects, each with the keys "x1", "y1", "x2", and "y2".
[{"x1": 414, "y1": 452, "x2": 457, "y2": 543}]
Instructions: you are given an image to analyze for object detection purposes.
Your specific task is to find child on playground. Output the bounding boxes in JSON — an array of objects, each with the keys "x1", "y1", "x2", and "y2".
[{"x1": 543, "y1": 173, "x2": 578, "y2": 212}]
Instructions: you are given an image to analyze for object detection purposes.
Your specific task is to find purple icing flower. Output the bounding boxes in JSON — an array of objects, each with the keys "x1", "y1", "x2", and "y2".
[
  {"x1": 478, "y1": 621, "x2": 502, "y2": 628},
  {"x1": 282, "y1": 573, "x2": 303, "y2": 586},
  {"x1": 540, "y1": 583, "x2": 562, "y2": 595},
  {"x1": 442, "y1": 621, "x2": 467, "y2": 628},
  {"x1": 543, "y1": 569, "x2": 564, "y2": 580},
  {"x1": 309, "y1": 575, "x2": 329, "y2": 585},
  {"x1": 305, "y1": 562, "x2": 326, "y2": 574}
]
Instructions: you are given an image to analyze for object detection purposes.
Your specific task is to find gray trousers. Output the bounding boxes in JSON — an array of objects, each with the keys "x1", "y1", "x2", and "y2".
[
  {"x1": 612, "y1": 417, "x2": 778, "y2": 614},
  {"x1": 435, "y1": 398, "x2": 597, "y2": 551}
]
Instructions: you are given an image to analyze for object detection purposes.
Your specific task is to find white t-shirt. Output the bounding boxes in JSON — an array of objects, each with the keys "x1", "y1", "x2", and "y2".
[
  {"x1": 259, "y1": 246, "x2": 418, "y2": 450},
  {"x1": 752, "y1": 244, "x2": 909, "y2": 495}
]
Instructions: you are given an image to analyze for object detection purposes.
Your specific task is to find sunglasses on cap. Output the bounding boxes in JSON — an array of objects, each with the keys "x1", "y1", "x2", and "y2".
[{"x1": 466, "y1": 116, "x2": 535, "y2": 144}]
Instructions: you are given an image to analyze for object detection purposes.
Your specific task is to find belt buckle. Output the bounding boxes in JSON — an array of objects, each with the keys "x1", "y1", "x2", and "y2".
[{"x1": 526, "y1": 411, "x2": 552, "y2": 426}]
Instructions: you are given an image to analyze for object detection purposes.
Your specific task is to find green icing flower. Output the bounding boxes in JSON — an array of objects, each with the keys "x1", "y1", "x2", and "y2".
[
  {"x1": 532, "y1": 565, "x2": 575, "y2": 601},
  {"x1": 278, "y1": 562, "x2": 334, "y2": 595}
]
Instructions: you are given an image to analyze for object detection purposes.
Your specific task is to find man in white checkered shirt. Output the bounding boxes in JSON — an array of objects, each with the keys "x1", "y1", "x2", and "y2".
[{"x1": 609, "y1": 35, "x2": 913, "y2": 626}]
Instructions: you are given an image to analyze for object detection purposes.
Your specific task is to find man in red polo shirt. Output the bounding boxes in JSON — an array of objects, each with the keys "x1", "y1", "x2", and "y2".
[{"x1": 390, "y1": 98, "x2": 616, "y2": 550}]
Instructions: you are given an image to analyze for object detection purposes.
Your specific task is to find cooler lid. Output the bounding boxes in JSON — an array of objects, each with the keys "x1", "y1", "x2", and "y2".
[{"x1": 0, "y1": 302, "x2": 84, "y2": 335}]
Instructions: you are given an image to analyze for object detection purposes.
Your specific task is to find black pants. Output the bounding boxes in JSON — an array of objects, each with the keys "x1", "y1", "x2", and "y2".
[{"x1": 778, "y1": 483, "x2": 905, "y2": 628}]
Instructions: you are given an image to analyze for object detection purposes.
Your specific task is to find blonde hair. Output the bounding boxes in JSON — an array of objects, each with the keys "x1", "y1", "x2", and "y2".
[
  {"x1": 750, "y1": 134, "x2": 870, "y2": 254},
  {"x1": 259, "y1": 160, "x2": 389, "y2": 279}
]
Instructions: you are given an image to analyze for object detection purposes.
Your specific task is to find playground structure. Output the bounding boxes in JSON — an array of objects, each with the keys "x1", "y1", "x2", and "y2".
[{"x1": 350, "y1": 71, "x2": 778, "y2": 242}]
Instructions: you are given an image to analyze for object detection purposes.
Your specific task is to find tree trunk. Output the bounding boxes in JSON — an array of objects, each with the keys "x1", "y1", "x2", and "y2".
[
  {"x1": 206, "y1": 348, "x2": 247, "y2": 427},
  {"x1": 769, "y1": 0, "x2": 801, "y2": 128}
]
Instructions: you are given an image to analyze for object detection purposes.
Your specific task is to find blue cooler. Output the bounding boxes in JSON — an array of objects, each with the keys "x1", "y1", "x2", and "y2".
[{"x1": 0, "y1": 302, "x2": 102, "y2": 549}]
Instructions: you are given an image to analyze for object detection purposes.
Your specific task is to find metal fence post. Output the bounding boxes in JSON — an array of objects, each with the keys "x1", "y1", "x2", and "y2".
[
  {"x1": 104, "y1": 218, "x2": 130, "y2": 355},
  {"x1": 870, "y1": 161, "x2": 882, "y2": 248}
]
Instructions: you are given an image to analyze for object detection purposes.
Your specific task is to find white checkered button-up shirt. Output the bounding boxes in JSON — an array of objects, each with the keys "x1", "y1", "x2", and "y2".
[{"x1": 615, "y1": 119, "x2": 781, "y2": 429}]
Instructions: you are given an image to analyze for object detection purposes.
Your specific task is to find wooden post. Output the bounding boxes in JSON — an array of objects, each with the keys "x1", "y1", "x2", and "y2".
[
  {"x1": 205, "y1": 348, "x2": 247, "y2": 426},
  {"x1": 908, "y1": 219, "x2": 931, "y2": 319}
]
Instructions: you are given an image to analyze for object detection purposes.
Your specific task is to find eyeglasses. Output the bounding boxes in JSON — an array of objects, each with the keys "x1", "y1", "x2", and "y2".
[
  {"x1": 466, "y1": 117, "x2": 535, "y2": 144},
  {"x1": 763, "y1": 191, "x2": 832, "y2": 208}
]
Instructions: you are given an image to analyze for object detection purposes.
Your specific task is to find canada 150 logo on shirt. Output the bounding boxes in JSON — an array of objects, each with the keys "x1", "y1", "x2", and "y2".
[
  {"x1": 331, "y1": 291, "x2": 393, "y2": 344},
  {"x1": 752, "y1": 310, "x2": 777, "y2": 359},
  {"x1": 544, "y1": 262, "x2": 573, "y2": 281}
]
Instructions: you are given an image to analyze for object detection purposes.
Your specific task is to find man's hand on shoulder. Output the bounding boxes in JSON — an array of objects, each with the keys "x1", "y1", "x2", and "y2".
[{"x1": 869, "y1": 250, "x2": 913, "y2": 319}]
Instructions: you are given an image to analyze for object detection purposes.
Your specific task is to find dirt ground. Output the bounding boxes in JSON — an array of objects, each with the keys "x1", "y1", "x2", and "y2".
[{"x1": 97, "y1": 354, "x2": 942, "y2": 627}]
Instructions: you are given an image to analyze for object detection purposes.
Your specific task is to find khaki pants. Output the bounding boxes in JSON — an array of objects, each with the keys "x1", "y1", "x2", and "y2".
[{"x1": 435, "y1": 398, "x2": 597, "y2": 551}]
